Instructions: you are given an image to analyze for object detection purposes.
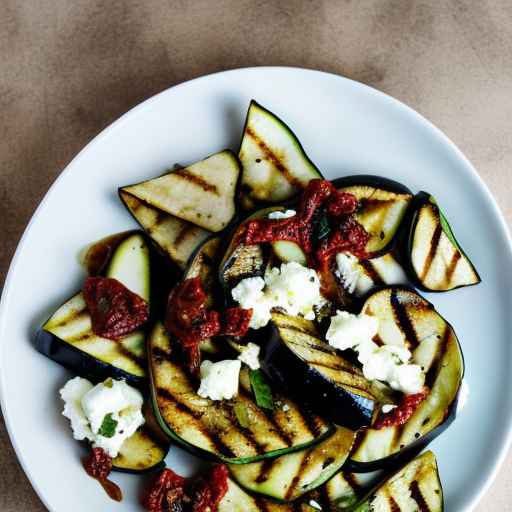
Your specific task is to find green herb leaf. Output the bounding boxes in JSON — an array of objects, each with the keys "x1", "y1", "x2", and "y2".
[
  {"x1": 249, "y1": 370, "x2": 274, "y2": 410},
  {"x1": 98, "y1": 413, "x2": 118, "y2": 438},
  {"x1": 314, "y1": 214, "x2": 331, "y2": 242},
  {"x1": 103, "y1": 378, "x2": 114, "y2": 388},
  {"x1": 234, "y1": 402, "x2": 250, "y2": 428}
]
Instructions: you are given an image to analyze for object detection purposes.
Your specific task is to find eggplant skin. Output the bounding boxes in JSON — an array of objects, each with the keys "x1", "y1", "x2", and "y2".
[
  {"x1": 35, "y1": 329, "x2": 146, "y2": 389},
  {"x1": 262, "y1": 324, "x2": 374, "y2": 431},
  {"x1": 331, "y1": 174, "x2": 413, "y2": 196}
]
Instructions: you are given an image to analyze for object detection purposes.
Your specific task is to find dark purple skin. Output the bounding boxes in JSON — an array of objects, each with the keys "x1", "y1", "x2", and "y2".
[
  {"x1": 34, "y1": 328, "x2": 146, "y2": 390},
  {"x1": 261, "y1": 324, "x2": 375, "y2": 431}
]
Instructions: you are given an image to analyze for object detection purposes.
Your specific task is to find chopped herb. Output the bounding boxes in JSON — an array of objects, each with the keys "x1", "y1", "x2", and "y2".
[
  {"x1": 103, "y1": 378, "x2": 114, "y2": 388},
  {"x1": 314, "y1": 213, "x2": 331, "y2": 242},
  {"x1": 98, "y1": 413, "x2": 118, "y2": 438},
  {"x1": 249, "y1": 370, "x2": 274, "y2": 410},
  {"x1": 234, "y1": 402, "x2": 250, "y2": 428}
]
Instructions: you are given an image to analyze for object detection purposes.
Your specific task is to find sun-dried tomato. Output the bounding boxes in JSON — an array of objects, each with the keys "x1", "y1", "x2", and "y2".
[
  {"x1": 374, "y1": 391, "x2": 427, "y2": 429},
  {"x1": 166, "y1": 277, "x2": 251, "y2": 373},
  {"x1": 82, "y1": 447, "x2": 113, "y2": 481},
  {"x1": 142, "y1": 468, "x2": 186, "y2": 512},
  {"x1": 142, "y1": 465, "x2": 228, "y2": 512},
  {"x1": 222, "y1": 307, "x2": 253, "y2": 337},
  {"x1": 83, "y1": 276, "x2": 149, "y2": 340}
]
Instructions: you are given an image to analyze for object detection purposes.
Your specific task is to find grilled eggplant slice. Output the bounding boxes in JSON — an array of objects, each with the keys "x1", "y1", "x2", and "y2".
[
  {"x1": 148, "y1": 322, "x2": 333, "y2": 464},
  {"x1": 408, "y1": 192, "x2": 480, "y2": 291},
  {"x1": 338, "y1": 251, "x2": 409, "y2": 298},
  {"x1": 229, "y1": 426, "x2": 355, "y2": 501},
  {"x1": 239, "y1": 101, "x2": 322, "y2": 209},
  {"x1": 264, "y1": 313, "x2": 376, "y2": 431},
  {"x1": 112, "y1": 425, "x2": 169, "y2": 474},
  {"x1": 35, "y1": 232, "x2": 151, "y2": 387},
  {"x1": 348, "y1": 451, "x2": 443, "y2": 512},
  {"x1": 348, "y1": 287, "x2": 464, "y2": 471},
  {"x1": 333, "y1": 176, "x2": 413, "y2": 255},
  {"x1": 119, "y1": 190, "x2": 210, "y2": 269},
  {"x1": 120, "y1": 150, "x2": 240, "y2": 232}
]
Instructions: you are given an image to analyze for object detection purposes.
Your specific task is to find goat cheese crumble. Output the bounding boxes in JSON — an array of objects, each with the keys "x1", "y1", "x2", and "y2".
[
  {"x1": 231, "y1": 262, "x2": 325, "y2": 329},
  {"x1": 237, "y1": 342, "x2": 261, "y2": 370},
  {"x1": 335, "y1": 252, "x2": 362, "y2": 294},
  {"x1": 268, "y1": 209, "x2": 296, "y2": 220},
  {"x1": 326, "y1": 310, "x2": 425, "y2": 395},
  {"x1": 197, "y1": 360, "x2": 241, "y2": 401},
  {"x1": 60, "y1": 377, "x2": 145, "y2": 457}
]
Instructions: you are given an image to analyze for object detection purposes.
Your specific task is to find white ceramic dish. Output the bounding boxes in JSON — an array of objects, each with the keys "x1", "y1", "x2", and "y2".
[{"x1": 1, "y1": 67, "x2": 511, "y2": 511}]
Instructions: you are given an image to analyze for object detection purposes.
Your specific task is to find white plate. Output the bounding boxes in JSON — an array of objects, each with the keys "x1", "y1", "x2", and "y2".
[{"x1": 1, "y1": 67, "x2": 511, "y2": 512}]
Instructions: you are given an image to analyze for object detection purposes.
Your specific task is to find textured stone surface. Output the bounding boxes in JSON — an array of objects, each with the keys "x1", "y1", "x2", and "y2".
[{"x1": 1, "y1": 1, "x2": 511, "y2": 510}]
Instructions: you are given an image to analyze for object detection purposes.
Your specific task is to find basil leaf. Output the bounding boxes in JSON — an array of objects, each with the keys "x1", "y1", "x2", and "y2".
[
  {"x1": 98, "y1": 413, "x2": 118, "y2": 438},
  {"x1": 249, "y1": 370, "x2": 274, "y2": 410}
]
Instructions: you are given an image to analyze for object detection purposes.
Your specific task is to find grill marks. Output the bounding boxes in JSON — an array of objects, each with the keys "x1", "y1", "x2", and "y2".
[
  {"x1": 157, "y1": 387, "x2": 235, "y2": 458},
  {"x1": 445, "y1": 250, "x2": 462, "y2": 283},
  {"x1": 390, "y1": 290, "x2": 420, "y2": 350},
  {"x1": 424, "y1": 327, "x2": 449, "y2": 389},
  {"x1": 173, "y1": 168, "x2": 219, "y2": 194},
  {"x1": 420, "y1": 223, "x2": 442, "y2": 282},
  {"x1": 245, "y1": 127, "x2": 303, "y2": 189},
  {"x1": 387, "y1": 493, "x2": 401, "y2": 512},
  {"x1": 284, "y1": 450, "x2": 310, "y2": 501},
  {"x1": 410, "y1": 480, "x2": 431, "y2": 512},
  {"x1": 359, "y1": 259, "x2": 385, "y2": 286}
]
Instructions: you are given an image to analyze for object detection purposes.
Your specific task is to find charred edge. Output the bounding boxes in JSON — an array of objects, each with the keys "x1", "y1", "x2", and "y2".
[
  {"x1": 424, "y1": 327, "x2": 450, "y2": 389},
  {"x1": 359, "y1": 259, "x2": 385, "y2": 286},
  {"x1": 238, "y1": 388, "x2": 294, "y2": 448},
  {"x1": 173, "y1": 168, "x2": 219, "y2": 195},
  {"x1": 445, "y1": 250, "x2": 462, "y2": 284},
  {"x1": 419, "y1": 223, "x2": 443, "y2": 281},
  {"x1": 156, "y1": 387, "x2": 235, "y2": 458},
  {"x1": 255, "y1": 458, "x2": 275, "y2": 484},
  {"x1": 410, "y1": 480, "x2": 431, "y2": 512},
  {"x1": 245, "y1": 126, "x2": 303, "y2": 189},
  {"x1": 285, "y1": 449, "x2": 311, "y2": 500},
  {"x1": 390, "y1": 290, "x2": 420, "y2": 350}
]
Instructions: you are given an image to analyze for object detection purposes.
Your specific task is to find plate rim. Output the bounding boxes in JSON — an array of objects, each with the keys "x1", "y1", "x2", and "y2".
[{"x1": 1, "y1": 65, "x2": 511, "y2": 511}]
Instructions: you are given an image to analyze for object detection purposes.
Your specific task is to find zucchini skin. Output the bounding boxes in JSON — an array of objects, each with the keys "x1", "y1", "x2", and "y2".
[
  {"x1": 405, "y1": 191, "x2": 481, "y2": 293},
  {"x1": 262, "y1": 324, "x2": 374, "y2": 431},
  {"x1": 35, "y1": 328, "x2": 146, "y2": 389}
]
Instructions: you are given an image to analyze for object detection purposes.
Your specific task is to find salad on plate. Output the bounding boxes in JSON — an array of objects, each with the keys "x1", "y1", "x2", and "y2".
[{"x1": 35, "y1": 100, "x2": 479, "y2": 511}]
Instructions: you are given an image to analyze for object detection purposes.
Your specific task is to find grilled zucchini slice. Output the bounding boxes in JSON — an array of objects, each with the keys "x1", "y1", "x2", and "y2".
[
  {"x1": 112, "y1": 425, "x2": 169, "y2": 474},
  {"x1": 333, "y1": 176, "x2": 413, "y2": 255},
  {"x1": 348, "y1": 287, "x2": 464, "y2": 471},
  {"x1": 120, "y1": 150, "x2": 240, "y2": 232},
  {"x1": 264, "y1": 313, "x2": 376, "y2": 431},
  {"x1": 349, "y1": 451, "x2": 443, "y2": 512},
  {"x1": 148, "y1": 322, "x2": 333, "y2": 464},
  {"x1": 229, "y1": 426, "x2": 355, "y2": 501},
  {"x1": 35, "y1": 232, "x2": 150, "y2": 387},
  {"x1": 337, "y1": 251, "x2": 409, "y2": 298},
  {"x1": 119, "y1": 190, "x2": 210, "y2": 269},
  {"x1": 239, "y1": 101, "x2": 322, "y2": 209},
  {"x1": 408, "y1": 192, "x2": 480, "y2": 291}
]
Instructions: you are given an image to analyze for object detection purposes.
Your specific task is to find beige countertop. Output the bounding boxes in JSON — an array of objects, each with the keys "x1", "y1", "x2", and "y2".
[{"x1": 1, "y1": 1, "x2": 511, "y2": 510}]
